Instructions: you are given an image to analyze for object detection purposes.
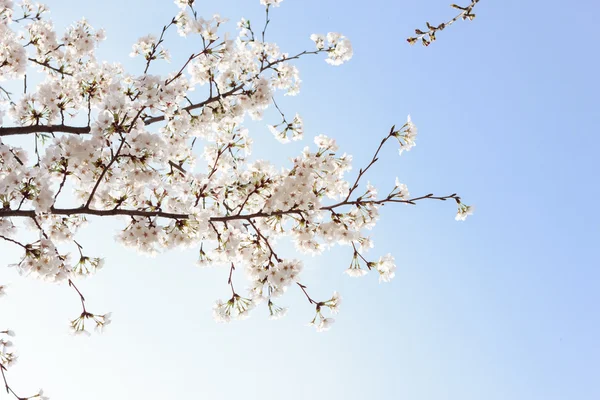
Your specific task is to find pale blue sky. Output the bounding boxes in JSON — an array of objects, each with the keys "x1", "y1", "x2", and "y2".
[{"x1": 1, "y1": 0, "x2": 599, "y2": 399}]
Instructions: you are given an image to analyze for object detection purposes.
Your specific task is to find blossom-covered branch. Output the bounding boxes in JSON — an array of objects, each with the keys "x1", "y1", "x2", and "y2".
[
  {"x1": 0, "y1": 0, "x2": 476, "y2": 395},
  {"x1": 407, "y1": 0, "x2": 481, "y2": 46}
]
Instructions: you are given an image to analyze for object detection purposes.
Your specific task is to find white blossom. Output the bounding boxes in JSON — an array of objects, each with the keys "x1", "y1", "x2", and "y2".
[
  {"x1": 260, "y1": 0, "x2": 283, "y2": 7},
  {"x1": 213, "y1": 295, "x2": 256, "y2": 322},
  {"x1": 325, "y1": 32, "x2": 353, "y2": 66},
  {"x1": 310, "y1": 33, "x2": 325, "y2": 50},
  {"x1": 174, "y1": 0, "x2": 193, "y2": 9},
  {"x1": 316, "y1": 317, "x2": 335, "y2": 332},
  {"x1": 397, "y1": 115, "x2": 417, "y2": 155},
  {"x1": 456, "y1": 203, "x2": 474, "y2": 221},
  {"x1": 268, "y1": 300, "x2": 288, "y2": 320},
  {"x1": 344, "y1": 267, "x2": 367, "y2": 277},
  {"x1": 394, "y1": 178, "x2": 410, "y2": 199},
  {"x1": 372, "y1": 254, "x2": 396, "y2": 283}
]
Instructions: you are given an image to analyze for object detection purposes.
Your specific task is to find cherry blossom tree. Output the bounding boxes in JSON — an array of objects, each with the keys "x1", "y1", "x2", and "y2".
[{"x1": 0, "y1": 0, "x2": 479, "y2": 398}]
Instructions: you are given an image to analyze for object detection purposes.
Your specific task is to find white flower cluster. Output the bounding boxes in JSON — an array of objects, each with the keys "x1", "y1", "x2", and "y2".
[
  {"x1": 61, "y1": 18, "x2": 105, "y2": 58},
  {"x1": 175, "y1": 0, "x2": 194, "y2": 10},
  {"x1": 308, "y1": 291, "x2": 341, "y2": 332},
  {"x1": 268, "y1": 113, "x2": 303, "y2": 143},
  {"x1": 9, "y1": 238, "x2": 71, "y2": 281},
  {"x1": 130, "y1": 34, "x2": 158, "y2": 59},
  {"x1": 0, "y1": 22, "x2": 26, "y2": 80},
  {"x1": 396, "y1": 115, "x2": 418, "y2": 155},
  {"x1": 70, "y1": 311, "x2": 112, "y2": 335},
  {"x1": 255, "y1": 259, "x2": 303, "y2": 298},
  {"x1": 260, "y1": 0, "x2": 283, "y2": 7},
  {"x1": 0, "y1": 0, "x2": 472, "y2": 339},
  {"x1": 456, "y1": 203, "x2": 474, "y2": 221},
  {"x1": 372, "y1": 254, "x2": 396, "y2": 283},
  {"x1": 175, "y1": 12, "x2": 225, "y2": 40},
  {"x1": 310, "y1": 32, "x2": 353, "y2": 66},
  {"x1": 213, "y1": 295, "x2": 255, "y2": 323},
  {"x1": 72, "y1": 255, "x2": 104, "y2": 276},
  {"x1": 0, "y1": 329, "x2": 16, "y2": 367}
]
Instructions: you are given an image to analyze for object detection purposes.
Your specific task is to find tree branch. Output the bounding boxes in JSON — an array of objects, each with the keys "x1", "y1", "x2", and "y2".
[{"x1": 0, "y1": 124, "x2": 90, "y2": 137}]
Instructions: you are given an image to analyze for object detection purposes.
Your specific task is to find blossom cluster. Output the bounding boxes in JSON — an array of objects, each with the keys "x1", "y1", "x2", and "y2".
[
  {"x1": 0, "y1": 0, "x2": 472, "y2": 341},
  {"x1": 0, "y1": 1, "x2": 480, "y2": 398},
  {"x1": 70, "y1": 311, "x2": 112, "y2": 335},
  {"x1": 310, "y1": 33, "x2": 353, "y2": 66},
  {"x1": 1, "y1": 329, "x2": 16, "y2": 368}
]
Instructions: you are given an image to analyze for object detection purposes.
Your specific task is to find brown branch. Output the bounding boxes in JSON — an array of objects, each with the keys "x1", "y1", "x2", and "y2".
[
  {"x1": 227, "y1": 263, "x2": 236, "y2": 294},
  {"x1": 322, "y1": 193, "x2": 459, "y2": 210},
  {"x1": 0, "y1": 124, "x2": 90, "y2": 137},
  {"x1": 1, "y1": 357, "x2": 37, "y2": 400},
  {"x1": 0, "y1": 364, "x2": 19, "y2": 399},
  {"x1": 297, "y1": 282, "x2": 317, "y2": 305},
  {"x1": 0, "y1": 205, "x2": 304, "y2": 222},
  {"x1": 28, "y1": 57, "x2": 71, "y2": 76},
  {"x1": 84, "y1": 135, "x2": 127, "y2": 208},
  {"x1": 0, "y1": 235, "x2": 26, "y2": 248},
  {"x1": 53, "y1": 166, "x2": 69, "y2": 203},
  {"x1": 0, "y1": 192, "x2": 456, "y2": 222},
  {"x1": 342, "y1": 126, "x2": 395, "y2": 204},
  {"x1": 261, "y1": 5, "x2": 271, "y2": 43},
  {"x1": 407, "y1": 0, "x2": 481, "y2": 46},
  {"x1": 68, "y1": 279, "x2": 87, "y2": 313},
  {"x1": 351, "y1": 241, "x2": 370, "y2": 266}
]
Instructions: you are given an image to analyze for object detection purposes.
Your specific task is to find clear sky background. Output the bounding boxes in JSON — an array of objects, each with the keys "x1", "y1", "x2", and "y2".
[{"x1": 1, "y1": 0, "x2": 599, "y2": 399}]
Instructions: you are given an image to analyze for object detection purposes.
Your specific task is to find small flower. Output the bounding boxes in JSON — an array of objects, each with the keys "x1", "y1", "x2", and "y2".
[
  {"x1": 212, "y1": 299, "x2": 231, "y2": 323},
  {"x1": 314, "y1": 134, "x2": 338, "y2": 151},
  {"x1": 268, "y1": 300, "x2": 288, "y2": 320},
  {"x1": 72, "y1": 256, "x2": 104, "y2": 276},
  {"x1": 325, "y1": 291, "x2": 342, "y2": 314},
  {"x1": 316, "y1": 317, "x2": 335, "y2": 332},
  {"x1": 455, "y1": 203, "x2": 474, "y2": 221},
  {"x1": 344, "y1": 267, "x2": 367, "y2": 277},
  {"x1": 197, "y1": 245, "x2": 213, "y2": 267},
  {"x1": 70, "y1": 311, "x2": 112, "y2": 335},
  {"x1": 308, "y1": 296, "x2": 339, "y2": 333},
  {"x1": 94, "y1": 312, "x2": 112, "y2": 332},
  {"x1": 396, "y1": 115, "x2": 417, "y2": 155},
  {"x1": 325, "y1": 33, "x2": 353, "y2": 66},
  {"x1": 35, "y1": 389, "x2": 49, "y2": 400},
  {"x1": 310, "y1": 33, "x2": 325, "y2": 50},
  {"x1": 369, "y1": 254, "x2": 396, "y2": 283},
  {"x1": 394, "y1": 178, "x2": 410, "y2": 199},
  {"x1": 346, "y1": 248, "x2": 368, "y2": 277},
  {"x1": 268, "y1": 114, "x2": 303, "y2": 143},
  {"x1": 260, "y1": 0, "x2": 283, "y2": 7},
  {"x1": 175, "y1": 0, "x2": 194, "y2": 9},
  {"x1": 213, "y1": 295, "x2": 255, "y2": 323}
]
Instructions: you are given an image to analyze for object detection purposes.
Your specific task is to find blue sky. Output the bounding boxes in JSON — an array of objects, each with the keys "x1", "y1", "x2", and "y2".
[{"x1": 1, "y1": 0, "x2": 599, "y2": 399}]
